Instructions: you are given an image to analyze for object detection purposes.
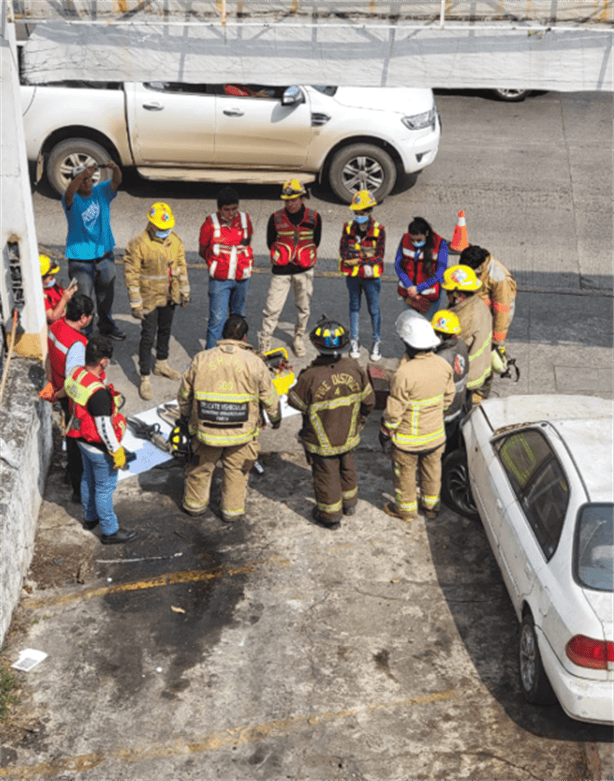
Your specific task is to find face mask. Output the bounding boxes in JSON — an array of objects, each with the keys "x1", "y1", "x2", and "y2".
[
  {"x1": 155, "y1": 228, "x2": 172, "y2": 239},
  {"x1": 413, "y1": 239, "x2": 426, "y2": 248},
  {"x1": 43, "y1": 278, "x2": 56, "y2": 289},
  {"x1": 354, "y1": 214, "x2": 369, "y2": 225}
]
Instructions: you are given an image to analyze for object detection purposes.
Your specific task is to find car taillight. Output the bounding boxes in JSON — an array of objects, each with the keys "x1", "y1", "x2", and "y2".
[{"x1": 566, "y1": 635, "x2": 614, "y2": 669}]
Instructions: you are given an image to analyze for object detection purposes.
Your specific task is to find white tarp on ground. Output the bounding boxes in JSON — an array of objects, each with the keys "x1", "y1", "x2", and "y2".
[{"x1": 21, "y1": 20, "x2": 613, "y2": 91}]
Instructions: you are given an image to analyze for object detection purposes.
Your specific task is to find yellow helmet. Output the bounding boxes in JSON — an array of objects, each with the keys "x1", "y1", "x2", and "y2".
[
  {"x1": 280, "y1": 179, "x2": 307, "y2": 200},
  {"x1": 147, "y1": 202, "x2": 175, "y2": 230},
  {"x1": 40, "y1": 253, "x2": 60, "y2": 277},
  {"x1": 431, "y1": 309, "x2": 461, "y2": 335},
  {"x1": 349, "y1": 190, "x2": 377, "y2": 211},
  {"x1": 441, "y1": 264, "x2": 482, "y2": 292}
]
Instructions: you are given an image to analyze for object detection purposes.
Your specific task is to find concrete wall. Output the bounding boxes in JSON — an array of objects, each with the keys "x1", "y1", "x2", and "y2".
[{"x1": 0, "y1": 359, "x2": 52, "y2": 643}]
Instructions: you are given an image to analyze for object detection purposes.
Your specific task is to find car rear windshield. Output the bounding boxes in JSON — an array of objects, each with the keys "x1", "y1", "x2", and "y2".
[{"x1": 575, "y1": 503, "x2": 613, "y2": 591}]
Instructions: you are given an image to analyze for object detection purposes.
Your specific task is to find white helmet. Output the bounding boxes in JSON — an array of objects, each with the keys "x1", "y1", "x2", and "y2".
[{"x1": 395, "y1": 310, "x2": 440, "y2": 350}]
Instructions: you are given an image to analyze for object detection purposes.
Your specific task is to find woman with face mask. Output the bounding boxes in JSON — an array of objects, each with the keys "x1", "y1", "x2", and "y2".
[
  {"x1": 395, "y1": 216, "x2": 448, "y2": 321},
  {"x1": 338, "y1": 190, "x2": 386, "y2": 362}
]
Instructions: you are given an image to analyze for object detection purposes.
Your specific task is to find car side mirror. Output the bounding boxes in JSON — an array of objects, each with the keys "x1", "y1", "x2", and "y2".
[{"x1": 282, "y1": 86, "x2": 304, "y2": 106}]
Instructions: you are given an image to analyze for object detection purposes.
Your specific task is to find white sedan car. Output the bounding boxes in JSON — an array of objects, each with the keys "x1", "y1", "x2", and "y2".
[{"x1": 442, "y1": 395, "x2": 613, "y2": 725}]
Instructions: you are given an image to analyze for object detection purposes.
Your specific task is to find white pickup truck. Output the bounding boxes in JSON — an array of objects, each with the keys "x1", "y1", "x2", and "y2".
[{"x1": 20, "y1": 81, "x2": 440, "y2": 202}]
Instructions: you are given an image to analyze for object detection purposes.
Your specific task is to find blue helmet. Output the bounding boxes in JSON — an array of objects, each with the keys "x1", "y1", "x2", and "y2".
[{"x1": 309, "y1": 318, "x2": 349, "y2": 355}]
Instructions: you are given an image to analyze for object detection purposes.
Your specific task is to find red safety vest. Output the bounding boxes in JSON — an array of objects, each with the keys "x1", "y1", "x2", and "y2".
[
  {"x1": 270, "y1": 208, "x2": 318, "y2": 269},
  {"x1": 204, "y1": 212, "x2": 253, "y2": 281},
  {"x1": 44, "y1": 283, "x2": 64, "y2": 313},
  {"x1": 65, "y1": 366, "x2": 126, "y2": 445},
  {"x1": 397, "y1": 232, "x2": 444, "y2": 302},
  {"x1": 338, "y1": 219, "x2": 384, "y2": 279},
  {"x1": 47, "y1": 319, "x2": 87, "y2": 392}
]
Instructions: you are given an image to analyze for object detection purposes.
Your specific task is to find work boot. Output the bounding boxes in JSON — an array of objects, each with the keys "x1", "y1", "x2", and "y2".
[
  {"x1": 383, "y1": 501, "x2": 416, "y2": 523},
  {"x1": 311, "y1": 507, "x2": 341, "y2": 529},
  {"x1": 153, "y1": 360, "x2": 181, "y2": 380},
  {"x1": 101, "y1": 528, "x2": 137, "y2": 545},
  {"x1": 292, "y1": 335, "x2": 306, "y2": 357},
  {"x1": 343, "y1": 504, "x2": 357, "y2": 516},
  {"x1": 139, "y1": 375, "x2": 152, "y2": 401},
  {"x1": 420, "y1": 502, "x2": 440, "y2": 520},
  {"x1": 221, "y1": 512, "x2": 246, "y2": 524},
  {"x1": 182, "y1": 505, "x2": 208, "y2": 518},
  {"x1": 259, "y1": 335, "x2": 271, "y2": 354},
  {"x1": 350, "y1": 339, "x2": 360, "y2": 359}
]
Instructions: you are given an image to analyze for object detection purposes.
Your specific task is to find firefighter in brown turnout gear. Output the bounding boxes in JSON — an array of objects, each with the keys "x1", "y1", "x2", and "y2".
[
  {"x1": 177, "y1": 315, "x2": 281, "y2": 522},
  {"x1": 380, "y1": 311, "x2": 455, "y2": 522},
  {"x1": 288, "y1": 318, "x2": 375, "y2": 529}
]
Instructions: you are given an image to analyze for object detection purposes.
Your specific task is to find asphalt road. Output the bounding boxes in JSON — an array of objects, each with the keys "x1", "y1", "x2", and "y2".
[{"x1": 2, "y1": 89, "x2": 612, "y2": 781}]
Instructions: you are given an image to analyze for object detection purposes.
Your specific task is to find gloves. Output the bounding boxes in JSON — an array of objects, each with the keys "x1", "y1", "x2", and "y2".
[
  {"x1": 494, "y1": 343, "x2": 506, "y2": 356},
  {"x1": 131, "y1": 307, "x2": 144, "y2": 320},
  {"x1": 111, "y1": 447, "x2": 127, "y2": 470},
  {"x1": 379, "y1": 428, "x2": 392, "y2": 456},
  {"x1": 180, "y1": 294, "x2": 190, "y2": 307}
]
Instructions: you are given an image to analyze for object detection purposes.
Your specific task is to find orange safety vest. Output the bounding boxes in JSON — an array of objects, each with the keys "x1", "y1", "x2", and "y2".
[
  {"x1": 204, "y1": 212, "x2": 253, "y2": 281},
  {"x1": 47, "y1": 319, "x2": 87, "y2": 392},
  {"x1": 338, "y1": 219, "x2": 384, "y2": 279},
  {"x1": 65, "y1": 366, "x2": 126, "y2": 446},
  {"x1": 397, "y1": 232, "x2": 444, "y2": 302},
  {"x1": 270, "y1": 208, "x2": 318, "y2": 269}
]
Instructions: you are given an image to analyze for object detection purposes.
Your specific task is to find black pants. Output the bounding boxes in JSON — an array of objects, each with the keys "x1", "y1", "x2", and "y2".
[
  {"x1": 139, "y1": 303, "x2": 175, "y2": 376},
  {"x1": 60, "y1": 396, "x2": 83, "y2": 495}
]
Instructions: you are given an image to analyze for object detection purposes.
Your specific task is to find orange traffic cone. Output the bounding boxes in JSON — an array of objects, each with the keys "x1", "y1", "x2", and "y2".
[{"x1": 449, "y1": 209, "x2": 469, "y2": 252}]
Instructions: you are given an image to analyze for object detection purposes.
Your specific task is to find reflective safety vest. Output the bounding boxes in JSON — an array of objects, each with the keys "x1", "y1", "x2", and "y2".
[
  {"x1": 270, "y1": 208, "x2": 318, "y2": 268},
  {"x1": 206, "y1": 212, "x2": 253, "y2": 281},
  {"x1": 338, "y1": 220, "x2": 384, "y2": 279},
  {"x1": 47, "y1": 319, "x2": 87, "y2": 392},
  {"x1": 65, "y1": 366, "x2": 126, "y2": 445},
  {"x1": 397, "y1": 232, "x2": 444, "y2": 302},
  {"x1": 44, "y1": 283, "x2": 64, "y2": 313}
]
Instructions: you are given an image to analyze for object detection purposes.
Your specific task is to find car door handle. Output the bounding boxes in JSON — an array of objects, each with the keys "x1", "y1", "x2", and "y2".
[
  {"x1": 223, "y1": 108, "x2": 245, "y2": 117},
  {"x1": 495, "y1": 499, "x2": 504, "y2": 511},
  {"x1": 142, "y1": 103, "x2": 164, "y2": 111}
]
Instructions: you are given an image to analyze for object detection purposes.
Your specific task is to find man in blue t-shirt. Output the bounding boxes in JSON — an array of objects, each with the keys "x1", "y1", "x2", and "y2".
[{"x1": 62, "y1": 161, "x2": 125, "y2": 340}]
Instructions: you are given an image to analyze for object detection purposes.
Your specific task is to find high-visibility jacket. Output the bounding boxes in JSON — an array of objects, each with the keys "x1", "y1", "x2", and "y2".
[
  {"x1": 177, "y1": 339, "x2": 280, "y2": 448},
  {"x1": 270, "y1": 208, "x2": 318, "y2": 269},
  {"x1": 382, "y1": 351, "x2": 455, "y2": 452},
  {"x1": 124, "y1": 228, "x2": 189, "y2": 313},
  {"x1": 338, "y1": 218, "x2": 385, "y2": 279},
  {"x1": 435, "y1": 337, "x2": 469, "y2": 420},
  {"x1": 287, "y1": 356, "x2": 375, "y2": 456},
  {"x1": 65, "y1": 366, "x2": 126, "y2": 445},
  {"x1": 44, "y1": 283, "x2": 64, "y2": 314},
  {"x1": 397, "y1": 232, "x2": 445, "y2": 302},
  {"x1": 47, "y1": 319, "x2": 87, "y2": 392},
  {"x1": 200, "y1": 212, "x2": 254, "y2": 281},
  {"x1": 450, "y1": 294, "x2": 493, "y2": 390},
  {"x1": 476, "y1": 255, "x2": 517, "y2": 343}
]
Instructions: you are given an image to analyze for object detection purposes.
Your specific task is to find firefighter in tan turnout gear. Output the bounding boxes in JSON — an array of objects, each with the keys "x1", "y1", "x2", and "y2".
[
  {"x1": 380, "y1": 312, "x2": 455, "y2": 522},
  {"x1": 177, "y1": 315, "x2": 281, "y2": 522},
  {"x1": 288, "y1": 318, "x2": 375, "y2": 529}
]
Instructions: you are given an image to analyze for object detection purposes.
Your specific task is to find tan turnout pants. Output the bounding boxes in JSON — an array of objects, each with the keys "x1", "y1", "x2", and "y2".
[
  {"x1": 183, "y1": 438, "x2": 259, "y2": 519},
  {"x1": 392, "y1": 442, "x2": 445, "y2": 516},
  {"x1": 259, "y1": 268, "x2": 314, "y2": 343}
]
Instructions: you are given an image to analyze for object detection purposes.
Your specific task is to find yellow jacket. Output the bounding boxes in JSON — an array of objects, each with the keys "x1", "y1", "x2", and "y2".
[
  {"x1": 124, "y1": 227, "x2": 189, "y2": 313},
  {"x1": 383, "y1": 351, "x2": 455, "y2": 452},
  {"x1": 451, "y1": 294, "x2": 492, "y2": 390},
  {"x1": 178, "y1": 340, "x2": 280, "y2": 448},
  {"x1": 476, "y1": 255, "x2": 516, "y2": 344}
]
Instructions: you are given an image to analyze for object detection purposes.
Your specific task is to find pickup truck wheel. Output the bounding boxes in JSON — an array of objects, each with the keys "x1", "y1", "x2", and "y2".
[
  {"x1": 518, "y1": 613, "x2": 557, "y2": 705},
  {"x1": 441, "y1": 449, "x2": 480, "y2": 521},
  {"x1": 328, "y1": 144, "x2": 396, "y2": 204},
  {"x1": 46, "y1": 138, "x2": 112, "y2": 195}
]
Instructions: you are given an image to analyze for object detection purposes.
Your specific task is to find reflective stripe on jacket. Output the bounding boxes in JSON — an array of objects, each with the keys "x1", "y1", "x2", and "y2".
[
  {"x1": 338, "y1": 218, "x2": 385, "y2": 279},
  {"x1": 48, "y1": 319, "x2": 87, "y2": 391},
  {"x1": 383, "y1": 352, "x2": 455, "y2": 451},
  {"x1": 287, "y1": 356, "x2": 375, "y2": 456},
  {"x1": 270, "y1": 208, "x2": 318, "y2": 268},
  {"x1": 65, "y1": 366, "x2": 126, "y2": 445},
  {"x1": 123, "y1": 228, "x2": 189, "y2": 312},
  {"x1": 177, "y1": 340, "x2": 280, "y2": 448},
  {"x1": 476, "y1": 255, "x2": 517, "y2": 343},
  {"x1": 451, "y1": 295, "x2": 493, "y2": 390},
  {"x1": 205, "y1": 212, "x2": 254, "y2": 281}
]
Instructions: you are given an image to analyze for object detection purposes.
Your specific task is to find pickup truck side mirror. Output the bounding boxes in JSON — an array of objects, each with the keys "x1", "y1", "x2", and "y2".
[{"x1": 282, "y1": 86, "x2": 304, "y2": 106}]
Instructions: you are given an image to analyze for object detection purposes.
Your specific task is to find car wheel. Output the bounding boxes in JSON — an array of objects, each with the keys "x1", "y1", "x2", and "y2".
[
  {"x1": 328, "y1": 143, "x2": 396, "y2": 204},
  {"x1": 441, "y1": 449, "x2": 480, "y2": 521},
  {"x1": 518, "y1": 613, "x2": 557, "y2": 705},
  {"x1": 492, "y1": 88, "x2": 530, "y2": 102},
  {"x1": 46, "y1": 138, "x2": 112, "y2": 195}
]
